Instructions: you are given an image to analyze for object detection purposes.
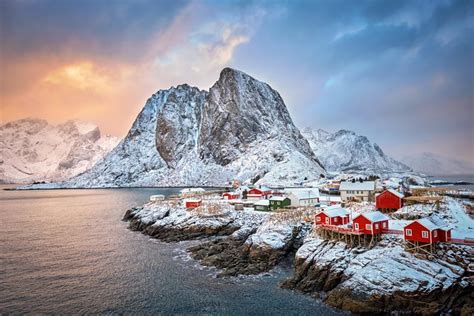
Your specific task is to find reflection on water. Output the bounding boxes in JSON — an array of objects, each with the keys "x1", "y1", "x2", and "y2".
[{"x1": 0, "y1": 186, "x2": 342, "y2": 315}]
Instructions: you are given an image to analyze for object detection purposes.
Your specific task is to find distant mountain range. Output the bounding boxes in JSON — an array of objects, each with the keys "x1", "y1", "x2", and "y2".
[
  {"x1": 399, "y1": 152, "x2": 474, "y2": 176},
  {"x1": 302, "y1": 128, "x2": 411, "y2": 174},
  {"x1": 0, "y1": 119, "x2": 119, "y2": 184},
  {"x1": 9, "y1": 68, "x2": 468, "y2": 187}
]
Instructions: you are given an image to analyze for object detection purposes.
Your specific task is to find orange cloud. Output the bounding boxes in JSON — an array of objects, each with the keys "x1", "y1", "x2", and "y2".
[
  {"x1": 42, "y1": 62, "x2": 111, "y2": 92},
  {"x1": 1, "y1": 1, "x2": 262, "y2": 138}
]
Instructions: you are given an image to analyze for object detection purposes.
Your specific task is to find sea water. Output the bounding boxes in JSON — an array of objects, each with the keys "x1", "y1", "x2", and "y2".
[{"x1": 0, "y1": 186, "x2": 343, "y2": 315}]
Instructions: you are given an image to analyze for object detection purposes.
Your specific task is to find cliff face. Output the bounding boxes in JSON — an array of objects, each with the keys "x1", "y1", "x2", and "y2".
[
  {"x1": 199, "y1": 68, "x2": 317, "y2": 166},
  {"x1": 56, "y1": 68, "x2": 325, "y2": 188}
]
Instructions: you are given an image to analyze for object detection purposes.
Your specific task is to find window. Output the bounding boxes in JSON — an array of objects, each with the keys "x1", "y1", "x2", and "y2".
[
  {"x1": 433, "y1": 230, "x2": 437, "y2": 237},
  {"x1": 334, "y1": 217, "x2": 338, "y2": 223},
  {"x1": 422, "y1": 231, "x2": 428, "y2": 238},
  {"x1": 326, "y1": 218, "x2": 329, "y2": 224},
  {"x1": 354, "y1": 223, "x2": 359, "y2": 230},
  {"x1": 406, "y1": 229, "x2": 412, "y2": 236},
  {"x1": 316, "y1": 216, "x2": 321, "y2": 222},
  {"x1": 383, "y1": 222, "x2": 387, "y2": 228},
  {"x1": 366, "y1": 224, "x2": 371, "y2": 230},
  {"x1": 375, "y1": 223, "x2": 379, "y2": 229}
]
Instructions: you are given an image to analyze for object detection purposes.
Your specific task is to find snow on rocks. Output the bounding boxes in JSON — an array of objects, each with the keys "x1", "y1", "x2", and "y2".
[
  {"x1": 123, "y1": 196, "x2": 473, "y2": 313},
  {"x1": 0, "y1": 118, "x2": 119, "y2": 184},
  {"x1": 284, "y1": 235, "x2": 472, "y2": 314},
  {"x1": 302, "y1": 127, "x2": 410, "y2": 174}
]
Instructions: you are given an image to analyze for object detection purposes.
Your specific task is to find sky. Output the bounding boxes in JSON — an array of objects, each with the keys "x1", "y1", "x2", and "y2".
[{"x1": 1, "y1": 0, "x2": 473, "y2": 161}]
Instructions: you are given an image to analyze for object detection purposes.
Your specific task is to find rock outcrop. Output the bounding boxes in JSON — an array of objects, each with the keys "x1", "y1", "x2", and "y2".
[{"x1": 282, "y1": 237, "x2": 473, "y2": 315}]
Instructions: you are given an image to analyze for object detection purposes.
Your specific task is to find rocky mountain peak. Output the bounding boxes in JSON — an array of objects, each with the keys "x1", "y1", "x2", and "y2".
[
  {"x1": 199, "y1": 68, "x2": 317, "y2": 167},
  {"x1": 50, "y1": 68, "x2": 326, "y2": 188}
]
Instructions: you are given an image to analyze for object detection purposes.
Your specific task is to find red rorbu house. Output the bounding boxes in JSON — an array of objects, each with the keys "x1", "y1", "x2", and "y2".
[
  {"x1": 315, "y1": 207, "x2": 350, "y2": 226},
  {"x1": 247, "y1": 187, "x2": 272, "y2": 200},
  {"x1": 376, "y1": 189, "x2": 404, "y2": 212},
  {"x1": 404, "y1": 218, "x2": 451, "y2": 244},
  {"x1": 353, "y1": 211, "x2": 390, "y2": 234},
  {"x1": 222, "y1": 192, "x2": 240, "y2": 200},
  {"x1": 184, "y1": 199, "x2": 202, "y2": 209}
]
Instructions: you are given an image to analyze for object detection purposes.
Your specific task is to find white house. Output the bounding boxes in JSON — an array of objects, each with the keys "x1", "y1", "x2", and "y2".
[
  {"x1": 339, "y1": 181, "x2": 375, "y2": 202},
  {"x1": 285, "y1": 188, "x2": 320, "y2": 207}
]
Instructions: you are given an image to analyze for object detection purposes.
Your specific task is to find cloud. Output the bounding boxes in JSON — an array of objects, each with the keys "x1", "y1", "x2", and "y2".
[
  {"x1": 147, "y1": 0, "x2": 266, "y2": 89},
  {"x1": 0, "y1": 0, "x2": 266, "y2": 137},
  {"x1": 42, "y1": 62, "x2": 111, "y2": 92}
]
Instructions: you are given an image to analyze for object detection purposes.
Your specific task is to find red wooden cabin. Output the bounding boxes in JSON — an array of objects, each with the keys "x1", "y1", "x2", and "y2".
[
  {"x1": 353, "y1": 211, "x2": 389, "y2": 235},
  {"x1": 184, "y1": 199, "x2": 202, "y2": 209},
  {"x1": 403, "y1": 218, "x2": 451, "y2": 244},
  {"x1": 222, "y1": 192, "x2": 240, "y2": 200},
  {"x1": 376, "y1": 189, "x2": 404, "y2": 212},
  {"x1": 315, "y1": 207, "x2": 350, "y2": 226},
  {"x1": 247, "y1": 187, "x2": 272, "y2": 199}
]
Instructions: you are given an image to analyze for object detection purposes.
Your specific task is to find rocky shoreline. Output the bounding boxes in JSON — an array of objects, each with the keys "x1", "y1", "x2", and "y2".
[{"x1": 123, "y1": 200, "x2": 473, "y2": 315}]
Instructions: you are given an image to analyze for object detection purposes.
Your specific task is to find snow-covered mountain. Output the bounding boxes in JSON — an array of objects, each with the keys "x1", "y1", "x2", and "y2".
[
  {"x1": 302, "y1": 128, "x2": 410, "y2": 174},
  {"x1": 399, "y1": 152, "x2": 474, "y2": 176},
  {"x1": 0, "y1": 119, "x2": 120, "y2": 183},
  {"x1": 57, "y1": 68, "x2": 326, "y2": 188}
]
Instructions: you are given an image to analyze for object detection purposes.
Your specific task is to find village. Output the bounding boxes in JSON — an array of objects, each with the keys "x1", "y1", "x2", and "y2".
[
  {"x1": 127, "y1": 177, "x2": 474, "y2": 314},
  {"x1": 149, "y1": 178, "x2": 474, "y2": 260}
]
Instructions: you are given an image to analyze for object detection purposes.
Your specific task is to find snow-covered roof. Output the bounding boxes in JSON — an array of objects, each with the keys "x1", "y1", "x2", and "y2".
[
  {"x1": 413, "y1": 218, "x2": 449, "y2": 231},
  {"x1": 184, "y1": 198, "x2": 202, "y2": 203},
  {"x1": 386, "y1": 189, "x2": 404, "y2": 198},
  {"x1": 285, "y1": 188, "x2": 319, "y2": 200},
  {"x1": 254, "y1": 199, "x2": 270, "y2": 206},
  {"x1": 339, "y1": 181, "x2": 375, "y2": 191},
  {"x1": 322, "y1": 206, "x2": 349, "y2": 218},
  {"x1": 356, "y1": 211, "x2": 389, "y2": 223},
  {"x1": 269, "y1": 196, "x2": 288, "y2": 201}
]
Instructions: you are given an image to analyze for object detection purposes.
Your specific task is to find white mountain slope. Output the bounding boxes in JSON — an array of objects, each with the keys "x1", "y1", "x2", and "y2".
[
  {"x1": 50, "y1": 68, "x2": 326, "y2": 188},
  {"x1": 302, "y1": 128, "x2": 410, "y2": 174},
  {"x1": 399, "y1": 152, "x2": 474, "y2": 176},
  {"x1": 0, "y1": 119, "x2": 119, "y2": 183}
]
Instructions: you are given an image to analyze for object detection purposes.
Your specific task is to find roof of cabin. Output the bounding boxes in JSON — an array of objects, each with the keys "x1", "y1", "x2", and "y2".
[
  {"x1": 322, "y1": 206, "x2": 349, "y2": 217},
  {"x1": 285, "y1": 188, "x2": 319, "y2": 200},
  {"x1": 184, "y1": 198, "x2": 202, "y2": 203},
  {"x1": 385, "y1": 189, "x2": 404, "y2": 198},
  {"x1": 339, "y1": 181, "x2": 375, "y2": 191},
  {"x1": 356, "y1": 211, "x2": 389, "y2": 222},
  {"x1": 270, "y1": 196, "x2": 289, "y2": 201},
  {"x1": 410, "y1": 218, "x2": 450, "y2": 231}
]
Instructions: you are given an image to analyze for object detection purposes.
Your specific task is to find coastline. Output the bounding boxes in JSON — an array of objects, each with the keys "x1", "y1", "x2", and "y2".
[{"x1": 122, "y1": 198, "x2": 474, "y2": 315}]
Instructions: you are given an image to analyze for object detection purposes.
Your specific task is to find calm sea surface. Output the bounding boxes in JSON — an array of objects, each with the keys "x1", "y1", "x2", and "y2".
[
  {"x1": 429, "y1": 174, "x2": 474, "y2": 190},
  {"x1": 0, "y1": 186, "x2": 342, "y2": 315}
]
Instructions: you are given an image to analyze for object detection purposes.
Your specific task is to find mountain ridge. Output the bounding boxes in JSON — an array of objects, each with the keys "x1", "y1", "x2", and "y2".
[
  {"x1": 301, "y1": 127, "x2": 411, "y2": 174},
  {"x1": 53, "y1": 68, "x2": 326, "y2": 188},
  {"x1": 0, "y1": 118, "x2": 119, "y2": 184}
]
